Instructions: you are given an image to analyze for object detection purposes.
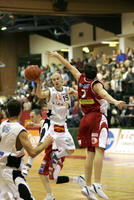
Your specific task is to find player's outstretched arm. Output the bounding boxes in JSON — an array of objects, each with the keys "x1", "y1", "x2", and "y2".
[
  {"x1": 19, "y1": 131, "x2": 53, "y2": 158},
  {"x1": 47, "y1": 51, "x2": 81, "y2": 81},
  {"x1": 93, "y1": 83, "x2": 126, "y2": 109},
  {"x1": 26, "y1": 119, "x2": 44, "y2": 128},
  {"x1": 36, "y1": 78, "x2": 50, "y2": 100}
]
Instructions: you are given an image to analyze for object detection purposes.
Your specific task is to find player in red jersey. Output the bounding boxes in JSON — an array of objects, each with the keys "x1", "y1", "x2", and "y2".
[
  {"x1": 22, "y1": 109, "x2": 44, "y2": 175},
  {"x1": 47, "y1": 51, "x2": 126, "y2": 200}
]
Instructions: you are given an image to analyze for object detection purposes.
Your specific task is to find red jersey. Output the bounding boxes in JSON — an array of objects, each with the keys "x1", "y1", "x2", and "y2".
[{"x1": 78, "y1": 74, "x2": 108, "y2": 116}]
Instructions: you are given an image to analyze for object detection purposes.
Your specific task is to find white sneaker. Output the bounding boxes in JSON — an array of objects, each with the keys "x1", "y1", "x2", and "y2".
[
  {"x1": 74, "y1": 175, "x2": 86, "y2": 188},
  {"x1": 22, "y1": 163, "x2": 31, "y2": 176},
  {"x1": 81, "y1": 186, "x2": 98, "y2": 200},
  {"x1": 90, "y1": 183, "x2": 108, "y2": 200},
  {"x1": 44, "y1": 193, "x2": 56, "y2": 200}
]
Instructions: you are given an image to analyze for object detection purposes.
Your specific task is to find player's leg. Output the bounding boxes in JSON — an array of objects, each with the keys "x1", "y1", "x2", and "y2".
[
  {"x1": 94, "y1": 147, "x2": 104, "y2": 183},
  {"x1": 81, "y1": 149, "x2": 98, "y2": 200},
  {"x1": 39, "y1": 175, "x2": 55, "y2": 200},
  {"x1": 56, "y1": 174, "x2": 86, "y2": 188},
  {"x1": 90, "y1": 126, "x2": 109, "y2": 200},
  {"x1": 1, "y1": 168, "x2": 35, "y2": 200},
  {"x1": 39, "y1": 148, "x2": 56, "y2": 200},
  {"x1": 77, "y1": 113, "x2": 98, "y2": 200},
  {"x1": 85, "y1": 149, "x2": 95, "y2": 186},
  {"x1": 0, "y1": 172, "x2": 15, "y2": 200},
  {"x1": 51, "y1": 127, "x2": 75, "y2": 167}
]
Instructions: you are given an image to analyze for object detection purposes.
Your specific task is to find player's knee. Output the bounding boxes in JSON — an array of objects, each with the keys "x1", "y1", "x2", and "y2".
[
  {"x1": 66, "y1": 149, "x2": 74, "y2": 155},
  {"x1": 18, "y1": 184, "x2": 33, "y2": 200}
]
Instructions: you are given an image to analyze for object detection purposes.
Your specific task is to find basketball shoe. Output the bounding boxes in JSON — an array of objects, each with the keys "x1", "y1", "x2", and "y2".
[
  {"x1": 90, "y1": 183, "x2": 109, "y2": 200},
  {"x1": 73, "y1": 175, "x2": 86, "y2": 188},
  {"x1": 44, "y1": 193, "x2": 56, "y2": 200},
  {"x1": 22, "y1": 163, "x2": 31, "y2": 176},
  {"x1": 81, "y1": 186, "x2": 98, "y2": 200}
]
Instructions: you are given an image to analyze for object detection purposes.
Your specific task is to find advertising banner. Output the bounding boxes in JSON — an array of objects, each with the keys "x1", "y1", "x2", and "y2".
[{"x1": 114, "y1": 129, "x2": 134, "y2": 154}]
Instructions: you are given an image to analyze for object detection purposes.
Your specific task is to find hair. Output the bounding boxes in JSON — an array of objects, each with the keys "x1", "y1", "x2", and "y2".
[
  {"x1": 84, "y1": 61, "x2": 97, "y2": 79},
  {"x1": 31, "y1": 109, "x2": 42, "y2": 117},
  {"x1": 7, "y1": 99, "x2": 21, "y2": 117}
]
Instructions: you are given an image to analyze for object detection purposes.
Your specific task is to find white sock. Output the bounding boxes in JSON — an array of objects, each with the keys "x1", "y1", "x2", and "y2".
[
  {"x1": 27, "y1": 157, "x2": 34, "y2": 165},
  {"x1": 72, "y1": 176, "x2": 78, "y2": 183},
  {"x1": 56, "y1": 150, "x2": 69, "y2": 159}
]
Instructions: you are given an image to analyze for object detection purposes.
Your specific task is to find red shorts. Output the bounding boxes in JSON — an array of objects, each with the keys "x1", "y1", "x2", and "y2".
[
  {"x1": 77, "y1": 112, "x2": 108, "y2": 152},
  {"x1": 39, "y1": 145, "x2": 65, "y2": 176}
]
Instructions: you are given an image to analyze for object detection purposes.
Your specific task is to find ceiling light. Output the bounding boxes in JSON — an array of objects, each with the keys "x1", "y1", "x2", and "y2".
[
  {"x1": 101, "y1": 41, "x2": 119, "y2": 46},
  {"x1": 82, "y1": 47, "x2": 89, "y2": 53},
  {"x1": 60, "y1": 48, "x2": 69, "y2": 52},
  {"x1": 1, "y1": 27, "x2": 7, "y2": 31}
]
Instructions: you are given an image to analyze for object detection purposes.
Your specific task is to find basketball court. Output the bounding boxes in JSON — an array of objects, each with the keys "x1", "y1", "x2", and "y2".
[{"x1": 25, "y1": 149, "x2": 134, "y2": 200}]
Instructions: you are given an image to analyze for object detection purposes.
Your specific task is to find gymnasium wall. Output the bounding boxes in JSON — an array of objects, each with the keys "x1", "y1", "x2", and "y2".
[
  {"x1": 0, "y1": 32, "x2": 29, "y2": 94},
  {"x1": 122, "y1": 13, "x2": 134, "y2": 35},
  {"x1": 29, "y1": 34, "x2": 70, "y2": 66}
]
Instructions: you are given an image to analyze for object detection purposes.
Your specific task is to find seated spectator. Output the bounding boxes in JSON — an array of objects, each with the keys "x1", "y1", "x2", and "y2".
[
  {"x1": 76, "y1": 58, "x2": 83, "y2": 72},
  {"x1": 120, "y1": 96, "x2": 134, "y2": 127},
  {"x1": 60, "y1": 68, "x2": 70, "y2": 86},
  {"x1": 23, "y1": 97, "x2": 32, "y2": 111},
  {"x1": 117, "y1": 49, "x2": 126, "y2": 63},
  {"x1": 112, "y1": 49, "x2": 117, "y2": 63}
]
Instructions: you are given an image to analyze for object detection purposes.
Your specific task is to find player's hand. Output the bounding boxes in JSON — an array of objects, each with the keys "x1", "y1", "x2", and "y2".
[
  {"x1": 46, "y1": 51, "x2": 59, "y2": 57},
  {"x1": 115, "y1": 101, "x2": 126, "y2": 110},
  {"x1": 44, "y1": 135, "x2": 53, "y2": 147},
  {"x1": 35, "y1": 77, "x2": 42, "y2": 84},
  {"x1": 68, "y1": 88, "x2": 78, "y2": 99}
]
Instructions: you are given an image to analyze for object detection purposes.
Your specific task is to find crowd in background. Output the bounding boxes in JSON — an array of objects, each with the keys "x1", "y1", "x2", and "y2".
[{"x1": 0, "y1": 48, "x2": 134, "y2": 128}]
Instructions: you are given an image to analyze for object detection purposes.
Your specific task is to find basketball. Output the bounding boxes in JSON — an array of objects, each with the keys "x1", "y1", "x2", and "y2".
[{"x1": 24, "y1": 65, "x2": 41, "y2": 81}]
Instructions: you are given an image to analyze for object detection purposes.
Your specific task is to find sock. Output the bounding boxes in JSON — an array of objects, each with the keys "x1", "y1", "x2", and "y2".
[
  {"x1": 72, "y1": 176, "x2": 78, "y2": 183},
  {"x1": 56, "y1": 150, "x2": 68, "y2": 159}
]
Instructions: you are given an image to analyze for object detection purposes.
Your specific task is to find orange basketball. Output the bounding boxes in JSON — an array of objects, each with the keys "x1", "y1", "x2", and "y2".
[{"x1": 24, "y1": 65, "x2": 41, "y2": 81}]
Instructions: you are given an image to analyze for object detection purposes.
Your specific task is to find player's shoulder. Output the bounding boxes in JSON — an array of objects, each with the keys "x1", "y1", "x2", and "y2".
[{"x1": 63, "y1": 85, "x2": 70, "y2": 91}]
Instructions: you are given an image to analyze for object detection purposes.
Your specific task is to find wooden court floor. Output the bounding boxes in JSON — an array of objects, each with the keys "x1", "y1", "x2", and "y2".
[{"x1": 25, "y1": 149, "x2": 134, "y2": 200}]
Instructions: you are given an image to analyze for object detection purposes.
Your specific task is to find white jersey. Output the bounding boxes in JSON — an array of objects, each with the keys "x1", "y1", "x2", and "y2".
[
  {"x1": 47, "y1": 86, "x2": 70, "y2": 124},
  {"x1": 0, "y1": 120, "x2": 26, "y2": 169}
]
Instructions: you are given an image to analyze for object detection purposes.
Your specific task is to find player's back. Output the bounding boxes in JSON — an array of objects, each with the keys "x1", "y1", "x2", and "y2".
[
  {"x1": 0, "y1": 120, "x2": 25, "y2": 167},
  {"x1": 78, "y1": 74, "x2": 108, "y2": 116}
]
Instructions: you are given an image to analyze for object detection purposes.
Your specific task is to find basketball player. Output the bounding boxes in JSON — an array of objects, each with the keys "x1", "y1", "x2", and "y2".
[
  {"x1": 47, "y1": 51, "x2": 126, "y2": 200},
  {"x1": 34, "y1": 72, "x2": 78, "y2": 200},
  {"x1": 22, "y1": 108, "x2": 87, "y2": 200},
  {"x1": 22, "y1": 109, "x2": 44, "y2": 175},
  {"x1": 0, "y1": 99, "x2": 53, "y2": 200}
]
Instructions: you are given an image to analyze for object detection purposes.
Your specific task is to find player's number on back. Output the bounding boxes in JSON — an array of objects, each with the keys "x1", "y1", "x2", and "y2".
[{"x1": 81, "y1": 89, "x2": 86, "y2": 98}]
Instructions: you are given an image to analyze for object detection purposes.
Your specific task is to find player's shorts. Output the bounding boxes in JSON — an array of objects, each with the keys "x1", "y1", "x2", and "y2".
[
  {"x1": 77, "y1": 112, "x2": 108, "y2": 152},
  {"x1": 40, "y1": 119, "x2": 75, "y2": 151},
  {"x1": 0, "y1": 166, "x2": 35, "y2": 200}
]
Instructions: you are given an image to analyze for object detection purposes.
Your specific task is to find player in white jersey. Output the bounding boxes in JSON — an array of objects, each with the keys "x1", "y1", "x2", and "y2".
[
  {"x1": 0, "y1": 99, "x2": 53, "y2": 200},
  {"x1": 35, "y1": 72, "x2": 77, "y2": 200}
]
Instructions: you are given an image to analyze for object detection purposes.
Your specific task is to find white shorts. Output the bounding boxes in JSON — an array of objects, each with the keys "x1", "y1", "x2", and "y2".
[
  {"x1": 0, "y1": 166, "x2": 34, "y2": 200},
  {"x1": 40, "y1": 119, "x2": 75, "y2": 151}
]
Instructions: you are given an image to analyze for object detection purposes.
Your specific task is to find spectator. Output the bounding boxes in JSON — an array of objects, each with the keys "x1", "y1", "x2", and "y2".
[{"x1": 117, "y1": 49, "x2": 126, "y2": 63}]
